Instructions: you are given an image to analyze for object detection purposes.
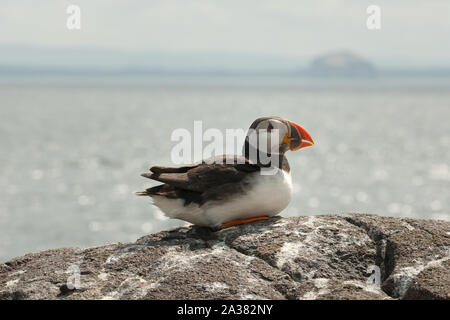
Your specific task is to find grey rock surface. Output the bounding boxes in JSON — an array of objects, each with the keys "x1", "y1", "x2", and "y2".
[{"x1": 1, "y1": 214, "x2": 449, "y2": 300}]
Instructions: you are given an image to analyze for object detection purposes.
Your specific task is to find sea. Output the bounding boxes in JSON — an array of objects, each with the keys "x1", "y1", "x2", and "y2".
[{"x1": 0, "y1": 75, "x2": 449, "y2": 262}]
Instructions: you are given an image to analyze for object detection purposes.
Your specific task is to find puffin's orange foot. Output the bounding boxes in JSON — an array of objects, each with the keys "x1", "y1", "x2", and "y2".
[{"x1": 219, "y1": 216, "x2": 269, "y2": 230}]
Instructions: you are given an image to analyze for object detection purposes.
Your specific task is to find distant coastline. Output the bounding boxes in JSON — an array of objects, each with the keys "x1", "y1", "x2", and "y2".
[
  {"x1": 2, "y1": 66, "x2": 450, "y2": 78},
  {"x1": 1, "y1": 45, "x2": 450, "y2": 78}
]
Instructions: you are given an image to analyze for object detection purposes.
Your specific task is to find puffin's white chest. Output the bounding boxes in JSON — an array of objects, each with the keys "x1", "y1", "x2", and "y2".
[
  {"x1": 151, "y1": 168, "x2": 293, "y2": 228},
  {"x1": 224, "y1": 169, "x2": 293, "y2": 219}
]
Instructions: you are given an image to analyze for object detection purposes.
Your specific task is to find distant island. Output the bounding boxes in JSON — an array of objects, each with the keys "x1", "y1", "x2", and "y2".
[{"x1": 307, "y1": 51, "x2": 377, "y2": 77}]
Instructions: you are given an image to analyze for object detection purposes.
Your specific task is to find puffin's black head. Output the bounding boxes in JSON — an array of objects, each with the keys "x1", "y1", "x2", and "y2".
[{"x1": 244, "y1": 116, "x2": 314, "y2": 157}]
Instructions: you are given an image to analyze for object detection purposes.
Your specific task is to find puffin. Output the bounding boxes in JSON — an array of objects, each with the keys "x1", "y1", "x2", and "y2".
[{"x1": 137, "y1": 117, "x2": 314, "y2": 230}]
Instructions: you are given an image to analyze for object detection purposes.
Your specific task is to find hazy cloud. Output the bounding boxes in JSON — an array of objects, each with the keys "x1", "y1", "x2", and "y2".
[{"x1": 0, "y1": 0, "x2": 449, "y2": 67}]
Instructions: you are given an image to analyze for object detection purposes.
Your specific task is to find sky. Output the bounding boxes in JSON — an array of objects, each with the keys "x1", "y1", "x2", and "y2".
[{"x1": 0, "y1": 0, "x2": 450, "y2": 68}]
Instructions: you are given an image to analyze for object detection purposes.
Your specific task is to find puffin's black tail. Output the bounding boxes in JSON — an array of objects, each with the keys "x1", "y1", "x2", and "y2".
[
  {"x1": 135, "y1": 185, "x2": 166, "y2": 196},
  {"x1": 135, "y1": 190, "x2": 148, "y2": 196}
]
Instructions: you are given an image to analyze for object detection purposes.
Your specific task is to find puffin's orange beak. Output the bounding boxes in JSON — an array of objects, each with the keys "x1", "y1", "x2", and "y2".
[{"x1": 287, "y1": 121, "x2": 314, "y2": 151}]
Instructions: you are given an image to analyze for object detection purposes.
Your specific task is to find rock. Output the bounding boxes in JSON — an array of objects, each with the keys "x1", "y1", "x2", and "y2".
[
  {"x1": 344, "y1": 214, "x2": 450, "y2": 299},
  {"x1": 0, "y1": 214, "x2": 448, "y2": 300}
]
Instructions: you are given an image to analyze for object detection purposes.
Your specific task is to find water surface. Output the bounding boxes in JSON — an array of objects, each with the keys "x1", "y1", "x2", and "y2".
[{"x1": 1, "y1": 76, "x2": 449, "y2": 262}]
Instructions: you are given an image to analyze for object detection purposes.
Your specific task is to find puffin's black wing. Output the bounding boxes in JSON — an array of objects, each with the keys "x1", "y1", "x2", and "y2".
[
  {"x1": 137, "y1": 155, "x2": 261, "y2": 205},
  {"x1": 141, "y1": 155, "x2": 260, "y2": 193}
]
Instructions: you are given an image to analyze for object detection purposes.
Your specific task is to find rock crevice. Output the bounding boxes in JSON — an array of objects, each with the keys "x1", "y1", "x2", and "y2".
[{"x1": 343, "y1": 214, "x2": 450, "y2": 299}]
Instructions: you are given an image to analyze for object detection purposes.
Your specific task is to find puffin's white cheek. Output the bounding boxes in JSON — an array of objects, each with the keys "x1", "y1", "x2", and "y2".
[
  {"x1": 258, "y1": 130, "x2": 280, "y2": 153},
  {"x1": 269, "y1": 139, "x2": 280, "y2": 152},
  {"x1": 268, "y1": 130, "x2": 284, "y2": 151}
]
